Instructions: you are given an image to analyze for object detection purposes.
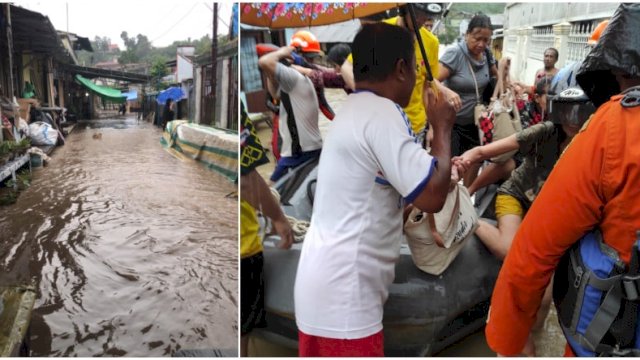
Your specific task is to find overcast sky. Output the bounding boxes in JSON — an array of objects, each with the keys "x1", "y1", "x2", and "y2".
[{"x1": 13, "y1": 0, "x2": 233, "y2": 49}]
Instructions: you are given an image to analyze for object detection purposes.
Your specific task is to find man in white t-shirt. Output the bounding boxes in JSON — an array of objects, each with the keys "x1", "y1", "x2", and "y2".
[
  {"x1": 258, "y1": 31, "x2": 324, "y2": 183},
  {"x1": 294, "y1": 23, "x2": 459, "y2": 357}
]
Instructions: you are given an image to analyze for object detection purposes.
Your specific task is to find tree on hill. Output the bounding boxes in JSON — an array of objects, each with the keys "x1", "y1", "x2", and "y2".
[
  {"x1": 436, "y1": 3, "x2": 506, "y2": 45},
  {"x1": 119, "y1": 31, "x2": 153, "y2": 64}
]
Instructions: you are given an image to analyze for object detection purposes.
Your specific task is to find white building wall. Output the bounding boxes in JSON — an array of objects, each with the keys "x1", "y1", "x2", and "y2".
[
  {"x1": 502, "y1": 2, "x2": 618, "y2": 83},
  {"x1": 177, "y1": 54, "x2": 193, "y2": 83}
]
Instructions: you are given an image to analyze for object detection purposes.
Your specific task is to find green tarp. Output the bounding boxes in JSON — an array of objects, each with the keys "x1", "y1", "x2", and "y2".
[{"x1": 74, "y1": 74, "x2": 126, "y2": 103}]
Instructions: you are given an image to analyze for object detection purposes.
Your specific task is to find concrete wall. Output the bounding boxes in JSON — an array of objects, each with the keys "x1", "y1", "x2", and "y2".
[{"x1": 502, "y1": 2, "x2": 618, "y2": 83}]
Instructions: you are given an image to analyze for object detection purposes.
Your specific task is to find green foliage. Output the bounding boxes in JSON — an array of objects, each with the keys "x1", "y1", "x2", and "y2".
[
  {"x1": 436, "y1": 3, "x2": 506, "y2": 45},
  {"x1": 0, "y1": 189, "x2": 17, "y2": 205},
  {"x1": 150, "y1": 57, "x2": 170, "y2": 91},
  {"x1": 16, "y1": 170, "x2": 31, "y2": 190},
  {"x1": 72, "y1": 30, "x2": 221, "y2": 73},
  {"x1": 450, "y1": 3, "x2": 506, "y2": 15},
  {"x1": 0, "y1": 141, "x2": 11, "y2": 155},
  {"x1": 150, "y1": 57, "x2": 169, "y2": 78},
  {"x1": 119, "y1": 32, "x2": 154, "y2": 64},
  {"x1": 0, "y1": 169, "x2": 31, "y2": 206}
]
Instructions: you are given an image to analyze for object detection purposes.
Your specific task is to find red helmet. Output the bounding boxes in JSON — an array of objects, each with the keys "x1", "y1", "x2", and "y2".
[
  {"x1": 588, "y1": 20, "x2": 609, "y2": 45},
  {"x1": 290, "y1": 31, "x2": 322, "y2": 57}
]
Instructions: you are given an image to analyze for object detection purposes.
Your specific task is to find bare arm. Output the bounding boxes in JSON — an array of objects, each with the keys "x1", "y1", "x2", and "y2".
[
  {"x1": 258, "y1": 46, "x2": 294, "y2": 78},
  {"x1": 454, "y1": 134, "x2": 520, "y2": 167},
  {"x1": 513, "y1": 81, "x2": 534, "y2": 96},
  {"x1": 490, "y1": 63, "x2": 499, "y2": 77},
  {"x1": 437, "y1": 62, "x2": 451, "y2": 82},
  {"x1": 340, "y1": 60, "x2": 355, "y2": 91},
  {"x1": 290, "y1": 64, "x2": 313, "y2": 77},
  {"x1": 411, "y1": 81, "x2": 456, "y2": 213},
  {"x1": 241, "y1": 169, "x2": 293, "y2": 249}
]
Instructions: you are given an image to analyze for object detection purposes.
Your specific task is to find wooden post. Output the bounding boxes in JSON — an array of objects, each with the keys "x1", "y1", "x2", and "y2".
[
  {"x1": 45, "y1": 57, "x2": 62, "y2": 131},
  {"x1": 58, "y1": 78, "x2": 64, "y2": 108},
  {"x1": 5, "y1": 4, "x2": 14, "y2": 99},
  {"x1": 211, "y1": 3, "x2": 218, "y2": 125}
]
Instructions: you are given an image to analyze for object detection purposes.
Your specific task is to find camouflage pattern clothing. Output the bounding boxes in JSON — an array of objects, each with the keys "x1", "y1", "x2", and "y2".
[{"x1": 497, "y1": 121, "x2": 562, "y2": 212}]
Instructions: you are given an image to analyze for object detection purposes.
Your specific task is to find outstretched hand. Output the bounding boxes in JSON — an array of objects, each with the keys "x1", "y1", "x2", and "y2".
[
  {"x1": 452, "y1": 148, "x2": 481, "y2": 172},
  {"x1": 272, "y1": 216, "x2": 294, "y2": 250}
]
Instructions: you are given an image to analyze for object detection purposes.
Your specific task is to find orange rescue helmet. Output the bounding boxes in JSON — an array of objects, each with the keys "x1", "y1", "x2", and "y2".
[
  {"x1": 588, "y1": 20, "x2": 609, "y2": 45},
  {"x1": 290, "y1": 31, "x2": 322, "y2": 57}
]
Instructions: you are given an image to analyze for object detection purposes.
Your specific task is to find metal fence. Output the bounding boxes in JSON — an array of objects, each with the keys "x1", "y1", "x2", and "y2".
[
  {"x1": 567, "y1": 19, "x2": 606, "y2": 63},
  {"x1": 530, "y1": 26, "x2": 554, "y2": 61}
]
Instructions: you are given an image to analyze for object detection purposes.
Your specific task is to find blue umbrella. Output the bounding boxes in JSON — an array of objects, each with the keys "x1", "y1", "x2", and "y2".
[{"x1": 156, "y1": 87, "x2": 186, "y2": 105}]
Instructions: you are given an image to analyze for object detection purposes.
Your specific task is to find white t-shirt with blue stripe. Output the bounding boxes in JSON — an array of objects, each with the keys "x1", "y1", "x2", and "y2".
[{"x1": 294, "y1": 91, "x2": 436, "y2": 339}]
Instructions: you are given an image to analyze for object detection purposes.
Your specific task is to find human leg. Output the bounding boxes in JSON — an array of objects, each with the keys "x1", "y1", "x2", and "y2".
[
  {"x1": 241, "y1": 253, "x2": 267, "y2": 356},
  {"x1": 468, "y1": 159, "x2": 516, "y2": 195},
  {"x1": 475, "y1": 194, "x2": 523, "y2": 260}
]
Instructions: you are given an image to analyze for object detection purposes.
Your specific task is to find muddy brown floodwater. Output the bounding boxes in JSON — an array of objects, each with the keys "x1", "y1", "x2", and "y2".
[{"x1": 0, "y1": 117, "x2": 238, "y2": 356}]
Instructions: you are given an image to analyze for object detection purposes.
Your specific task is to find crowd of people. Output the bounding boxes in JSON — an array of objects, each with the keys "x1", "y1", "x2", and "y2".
[{"x1": 240, "y1": 2, "x2": 640, "y2": 357}]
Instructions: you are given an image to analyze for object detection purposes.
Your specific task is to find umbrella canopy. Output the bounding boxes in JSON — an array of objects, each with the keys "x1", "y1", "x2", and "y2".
[
  {"x1": 156, "y1": 87, "x2": 186, "y2": 105},
  {"x1": 240, "y1": 3, "x2": 401, "y2": 29}
]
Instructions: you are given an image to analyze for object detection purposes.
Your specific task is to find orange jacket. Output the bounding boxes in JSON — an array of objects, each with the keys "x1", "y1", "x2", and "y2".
[{"x1": 485, "y1": 92, "x2": 640, "y2": 355}]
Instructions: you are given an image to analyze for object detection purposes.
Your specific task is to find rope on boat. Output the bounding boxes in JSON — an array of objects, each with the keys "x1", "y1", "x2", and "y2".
[{"x1": 270, "y1": 187, "x2": 310, "y2": 243}]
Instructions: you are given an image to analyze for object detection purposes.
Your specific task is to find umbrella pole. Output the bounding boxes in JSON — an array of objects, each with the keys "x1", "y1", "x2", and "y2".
[
  {"x1": 431, "y1": 3, "x2": 453, "y2": 34},
  {"x1": 407, "y1": 4, "x2": 434, "y2": 82}
]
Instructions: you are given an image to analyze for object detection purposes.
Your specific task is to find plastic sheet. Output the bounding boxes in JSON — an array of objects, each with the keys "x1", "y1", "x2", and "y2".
[{"x1": 577, "y1": 3, "x2": 640, "y2": 107}]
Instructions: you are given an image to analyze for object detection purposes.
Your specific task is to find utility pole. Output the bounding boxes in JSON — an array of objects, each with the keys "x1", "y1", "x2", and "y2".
[
  {"x1": 5, "y1": 4, "x2": 14, "y2": 100},
  {"x1": 211, "y1": 3, "x2": 218, "y2": 102}
]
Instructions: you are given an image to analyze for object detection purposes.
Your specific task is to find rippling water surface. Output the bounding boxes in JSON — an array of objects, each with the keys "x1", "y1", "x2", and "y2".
[{"x1": 0, "y1": 118, "x2": 238, "y2": 356}]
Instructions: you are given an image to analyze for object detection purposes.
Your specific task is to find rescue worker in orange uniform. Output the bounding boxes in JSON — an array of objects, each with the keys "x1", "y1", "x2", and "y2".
[{"x1": 484, "y1": 4, "x2": 640, "y2": 356}]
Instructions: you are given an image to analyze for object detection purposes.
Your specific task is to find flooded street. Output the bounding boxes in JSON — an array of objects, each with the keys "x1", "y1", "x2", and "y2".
[
  {"x1": 252, "y1": 88, "x2": 565, "y2": 357},
  {"x1": 0, "y1": 117, "x2": 237, "y2": 356}
]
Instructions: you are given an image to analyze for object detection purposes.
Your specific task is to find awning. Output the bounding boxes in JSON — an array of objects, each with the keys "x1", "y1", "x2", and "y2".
[
  {"x1": 63, "y1": 63, "x2": 151, "y2": 83},
  {"x1": 74, "y1": 74, "x2": 126, "y2": 103}
]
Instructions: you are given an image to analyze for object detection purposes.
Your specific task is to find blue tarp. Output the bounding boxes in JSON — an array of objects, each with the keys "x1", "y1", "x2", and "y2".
[
  {"x1": 156, "y1": 87, "x2": 186, "y2": 105},
  {"x1": 122, "y1": 90, "x2": 138, "y2": 101}
]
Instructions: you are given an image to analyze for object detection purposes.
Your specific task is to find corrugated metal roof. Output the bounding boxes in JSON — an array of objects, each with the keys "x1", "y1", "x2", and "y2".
[{"x1": 9, "y1": 5, "x2": 73, "y2": 63}]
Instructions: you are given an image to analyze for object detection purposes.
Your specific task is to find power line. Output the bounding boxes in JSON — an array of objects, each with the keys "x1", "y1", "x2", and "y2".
[
  {"x1": 204, "y1": 3, "x2": 231, "y2": 34},
  {"x1": 150, "y1": 2, "x2": 199, "y2": 44}
]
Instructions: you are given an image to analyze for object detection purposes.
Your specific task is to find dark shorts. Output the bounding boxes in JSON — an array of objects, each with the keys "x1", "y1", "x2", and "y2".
[
  {"x1": 270, "y1": 149, "x2": 321, "y2": 183},
  {"x1": 241, "y1": 252, "x2": 266, "y2": 336},
  {"x1": 451, "y1": 123, "x2": 481, "y2": 157}
]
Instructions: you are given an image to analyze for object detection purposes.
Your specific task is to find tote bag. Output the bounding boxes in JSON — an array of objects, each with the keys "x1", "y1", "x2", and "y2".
[{"x1": 404, "y1": 184, "x2": 479, "y2": 275}]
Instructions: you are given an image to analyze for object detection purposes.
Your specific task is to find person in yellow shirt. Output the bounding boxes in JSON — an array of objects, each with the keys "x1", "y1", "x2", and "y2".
[
  {"x1": 240, "y1": 102, "x2": 293, "y2": 356},
  {"x1": 342, "y1": 4, "x2": 456, "y2": 145}
]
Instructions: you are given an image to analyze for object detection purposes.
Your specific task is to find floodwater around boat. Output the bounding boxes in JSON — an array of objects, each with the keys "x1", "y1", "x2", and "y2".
[{"x1": 0, "y1": 117, "x2": 238, "y2": 356}]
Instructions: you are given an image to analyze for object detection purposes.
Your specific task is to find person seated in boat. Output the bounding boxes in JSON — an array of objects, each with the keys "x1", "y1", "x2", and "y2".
[
  {"x1": 258, "y1": 31, "x2": 323, "y2": 184},
  {"x1": 453, "y1": 85, "x2": 597, "y2": 356},
  {"x1": 294, "y1": 23, "x2": 461, "y2": 357},
  {"x1": 465, "y1": 76, "x2": 550, "y2": 196}
]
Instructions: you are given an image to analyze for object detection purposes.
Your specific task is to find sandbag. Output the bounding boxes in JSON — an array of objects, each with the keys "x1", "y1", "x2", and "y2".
[{"x1": 28, "y1": 121, "x2": 58, "y2": 146}]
